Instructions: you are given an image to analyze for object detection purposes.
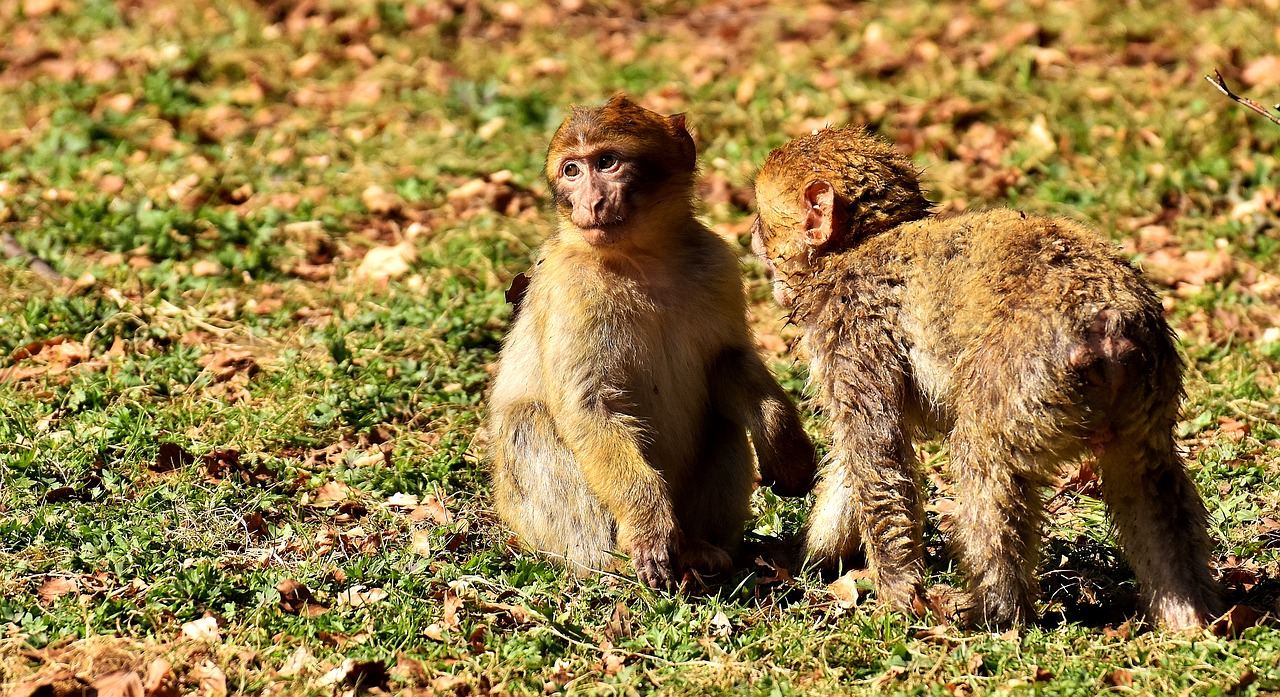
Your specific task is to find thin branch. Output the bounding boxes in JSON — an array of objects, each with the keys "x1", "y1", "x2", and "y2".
[
  {"x1": 1206, "y1": 69, "x2": 1280, "y2": 126},
  {"x1": 1, "y1": 231, "x2": 64, "y2": 284}
]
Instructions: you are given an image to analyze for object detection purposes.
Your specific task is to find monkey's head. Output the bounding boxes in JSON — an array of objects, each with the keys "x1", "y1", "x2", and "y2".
[
  {"x1": 752, "y1": 127, "x2": 932, "y2": 306},
  {"x1": 546, "y1": 95, "x2": 697, "y2": 247}
]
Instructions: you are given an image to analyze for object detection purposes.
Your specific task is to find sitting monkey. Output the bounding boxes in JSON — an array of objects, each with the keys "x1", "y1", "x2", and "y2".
[
  {"x1": 487, "y1": 96, "x2": 817, "y2": 589},
  {"x1": 750, "y1": 126, "x2": 1220, "y2": 629}
]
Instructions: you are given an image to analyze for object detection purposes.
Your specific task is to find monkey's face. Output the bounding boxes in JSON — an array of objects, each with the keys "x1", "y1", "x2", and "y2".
[
  {"x1": 546, "y1": 95, "x2": 697, "y2": 247},
  {"x1": 750, "y1": 216, "x2": 798, "y2": 308},
  {"x1": 551, "y1": 150, "x2": 640, "y2": 245}
]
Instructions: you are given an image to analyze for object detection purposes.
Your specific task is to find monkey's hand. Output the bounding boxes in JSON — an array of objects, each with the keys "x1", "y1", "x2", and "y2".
[
  {"x1": 678, "y1": 539, "x2": 734, "y2": 576},
  {"x1": 709, "y1": 346, "x2": 818, "y2": 497},
  {"x1": 620, "y1": 524, "x2": 682, "y2": 591},
  {"x1": 758, "y1": 423, "x2": 818, "y2": 497}
]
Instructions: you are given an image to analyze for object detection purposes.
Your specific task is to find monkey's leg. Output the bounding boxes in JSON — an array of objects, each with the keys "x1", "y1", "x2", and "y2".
[
  {"x1": 1097, "y1": 428, "x2": 1220, "y2": 629},
  {"x1": 808, "y1": 433, "x2": 926, "y2": 612},
  {"x1": 674, "y1": 412, "x2": 754, "y2": 575},
  {"x1": 491, "y1": 401, "x2": 617, "y2": 575},
  {"x1": 948, "y1": 430, "x2": 1052, "y2": 628}
]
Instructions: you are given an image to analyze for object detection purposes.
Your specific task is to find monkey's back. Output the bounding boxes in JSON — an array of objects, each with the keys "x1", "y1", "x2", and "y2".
[{"x1": 845, "y1": 208, "x2": 1182, "y2": 436}]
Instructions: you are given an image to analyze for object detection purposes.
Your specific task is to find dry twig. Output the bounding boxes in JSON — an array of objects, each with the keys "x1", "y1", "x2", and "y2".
[
  {"x1": 1206, "y1": 69, "x2": 1280, "y2": 126},
  {"x1": 1, "y1": 231, "x2": 64, "y2": 284}
]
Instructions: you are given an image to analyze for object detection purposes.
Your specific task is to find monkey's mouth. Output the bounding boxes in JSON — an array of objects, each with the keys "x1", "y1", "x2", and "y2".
[{"x1": 580, "y1": 221, "x2": 626, "y2": 245}]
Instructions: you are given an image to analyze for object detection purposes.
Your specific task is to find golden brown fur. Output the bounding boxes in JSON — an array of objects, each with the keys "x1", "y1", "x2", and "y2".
[
  {"x1": 488, "y1": 96, "x2": 816, "y2": 588},
  {"x1": 752, "y1": 126, "x2": 1220, "y2": 629}
]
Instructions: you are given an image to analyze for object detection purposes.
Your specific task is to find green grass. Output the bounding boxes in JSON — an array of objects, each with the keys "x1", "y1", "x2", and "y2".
[{"x1": 3, "y1": 0, "x2": 1280, "y2": 694}]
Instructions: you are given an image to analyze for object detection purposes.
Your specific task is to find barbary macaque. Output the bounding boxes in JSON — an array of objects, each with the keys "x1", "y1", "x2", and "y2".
[
  {"x1": 750, "y1": 126, "x2": 1220, "y2": 629},
  {"x1": 487, "y1": 95, "x2": 817, "y2": 589}
]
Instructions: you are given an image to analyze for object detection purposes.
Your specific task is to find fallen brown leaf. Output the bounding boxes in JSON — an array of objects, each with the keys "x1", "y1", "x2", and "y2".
[
  {"x1": 1211, "y1": 604, "x2": 1263, "y2": 637},
  {"x1": 605, "y1": 601, "x2": 633, "y2": 640},
  {"x1": 337, "y1": 585, "x2": 388, "y2": 608},
  {"x1": 1103, "y1": 668, "x2": 1132, "y2": 687},
  {"x1": 442, "y1": 589, "x2": 463, "y2": 630},
  {"x1": 37, "y1": 576, "x2": 76, "y2": 604},
  {"x1": 190, "y1": 661, "x2": 226, "y2": 697},
  {"x1": 408, "y1": 495, "x2": 453, "y2": 524},
  {"x1": 94, "y1": 670, "x2": 144, "y2": 697},
  {"x1": 312, "y1": 480, "x2": 354, "y2": 507},
  {"x1": 410, "y1": 529, "x2": 432, "y2": 557},
  {"x1": 477, "y1": 599, "x2": 536, "y2": 625},
  {"x1": 829, "y1": 569, "x2": 870, "y2": 607},
  {"x1": 143, "y1": 658, "x2": 179, "y2": 697},
  {"x1": 153, "y1": 442, "x2": 194, "y2": 473},
  {"x1": 198, "y1": 349, "x2": 258, "y2": 383},
  {"x1": 277, "y1": 579, "x2": 328, "y2": 616}
]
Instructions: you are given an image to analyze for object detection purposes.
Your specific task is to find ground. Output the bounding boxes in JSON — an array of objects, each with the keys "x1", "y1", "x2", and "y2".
[{"x1": 2, "y1": 0, "x2": 1280, "y2": 695}]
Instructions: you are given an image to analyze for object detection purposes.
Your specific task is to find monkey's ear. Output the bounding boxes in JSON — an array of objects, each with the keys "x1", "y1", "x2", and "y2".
[{"x1": 803, "y1": 180, "x2": 837, "y2": 248}]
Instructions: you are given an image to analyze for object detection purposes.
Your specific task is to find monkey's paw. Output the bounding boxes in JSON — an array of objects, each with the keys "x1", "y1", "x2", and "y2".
[
  {"x1": 679, "y1": 539, "x2": 733, "y2": 575},
  {"x1": 758, "y1": 434, "x2": 818, "y2": 497},
  {"x1": 630, "y1": 544, "x2": 678, "y2": 591}
]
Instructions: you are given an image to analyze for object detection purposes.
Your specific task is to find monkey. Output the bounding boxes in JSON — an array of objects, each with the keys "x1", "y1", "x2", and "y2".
[
  {"x1": 486, "y1": 95, "x2": 818, "y2": 589},
  {"x1": 749, "y1": 126, "x2": 1221, "y2": 629}
]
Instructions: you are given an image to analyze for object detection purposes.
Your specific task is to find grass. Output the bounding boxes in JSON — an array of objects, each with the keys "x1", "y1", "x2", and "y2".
[{"x1": 2, "y1": 0, "x2": 1280, "y2": 694}]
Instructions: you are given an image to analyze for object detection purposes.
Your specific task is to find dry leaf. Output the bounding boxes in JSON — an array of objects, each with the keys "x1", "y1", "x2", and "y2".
[
  {"x1": 198, "y1": 349, "x2": 257, "y2": 382},
  {"x1": 355, "y1": 240, "x2": 416, "y2": 282},
  {"x1": 181, "y1": 615, "x2": 221, "y2": 643},
  {"x1": 143, "y1": 658, "x2": 179, "y2": 697},
  {"x1": 312, "y1": 480, "x2": 354, "y2": 507},
  {"x1": 153, "y1": 442, "x2": 195, "y2": 473},
  {"x1": 277, "y1": 579, "x2": 328, "y2": 615},
  {"x1": 410, "y1": 530, "x2": 433, "y2": 557},
  {"x1": 1211, "y1": 604, "x2": 1263, "y2": 637},
  {"x1": 317, "y1": 658, "x2": 389, "y2": 691},
  {"x1": 190, "y1": 661, "x2": 226, "y2": 697},
  {"x1": 1103, "y1": 668, "x2": 1132, "y2": 687},
  {"x1": 11, "y1": 671, "x2": 95, "y2": 697},
  {"x1": 191, "y1": 260, "x2": 224, "y2": 277},
  {"x1": 278, "y1": 646, "x2": 313, "y2": 677},
  {"x1": 477, "y1": 599, "x2": 536, "y2": 624},
  {"x1": 467, "y1": 625, "x2": 487, "y2": 653},
  {"x1": 709, "y1": 611, "x2": 732, "y2": 637},
  {"x1": 408, "y1": 496, "x2": 453, "y2": 524},
  {"x1": 337, "y1": 585, "x2": 388, "y2": 607},
  {"x1": 442, "y1": 589, "x2": 463, "y2": 630},
  {"x1": 1141, "y1": 248, "x2": 1234, "y2": 288},
  {"x1": 37, "y1": 576, "x2": 76, "y2": 604},
  {"x1": 829, "y1": 570, "x2": 869, "y2": 608},
  {"x1": 387, "y1": 492, "x2": 419, "y2": 508},
  {"x1": 606, "y1": 601, "x2": 632, "y2": 640},
  {"x1": 94, "y1": 670, "x2": 144, "y2": 697},
  {"x1": 1243, "y1": 55, "x2": 1280, "y2": 88},
  {"x1": 361, "y1": 185, "x2": 402, "y2": 215}
]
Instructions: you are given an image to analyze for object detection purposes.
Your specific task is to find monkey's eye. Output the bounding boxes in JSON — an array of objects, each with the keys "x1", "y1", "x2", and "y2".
[
  {"x1": 562, "y1": 162, "x2": 581, "y2": 178},
  {"x1": 596, "y1": 153, "x2": 619, "y2": 171}
]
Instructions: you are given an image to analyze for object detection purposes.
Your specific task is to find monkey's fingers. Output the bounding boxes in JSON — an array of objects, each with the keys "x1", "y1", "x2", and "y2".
[{"x1": 631, "y1": 547, "x2": 678, "y2": 591}]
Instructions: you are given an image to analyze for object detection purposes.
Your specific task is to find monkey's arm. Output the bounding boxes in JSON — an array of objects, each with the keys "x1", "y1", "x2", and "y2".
[
  {"x1": 545, "y1": 329, "x2": 681, "y2": 590},
  {"x1": 710, "y1": 347, "x2": 817, "y2": 496}
]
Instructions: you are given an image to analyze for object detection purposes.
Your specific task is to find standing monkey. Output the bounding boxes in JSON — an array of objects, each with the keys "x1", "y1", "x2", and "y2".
[
  {"x1": 750, "y1": 127, "x2": 1220, "y2": 629},
  {"x1": 488, "y1": 96, "x2": 817, "y2": 589}
]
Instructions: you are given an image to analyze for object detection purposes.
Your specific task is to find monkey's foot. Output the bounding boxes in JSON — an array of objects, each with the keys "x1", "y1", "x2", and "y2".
[{"x1": 679, "y1": 540, "x2": 734, "y2": 575}]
